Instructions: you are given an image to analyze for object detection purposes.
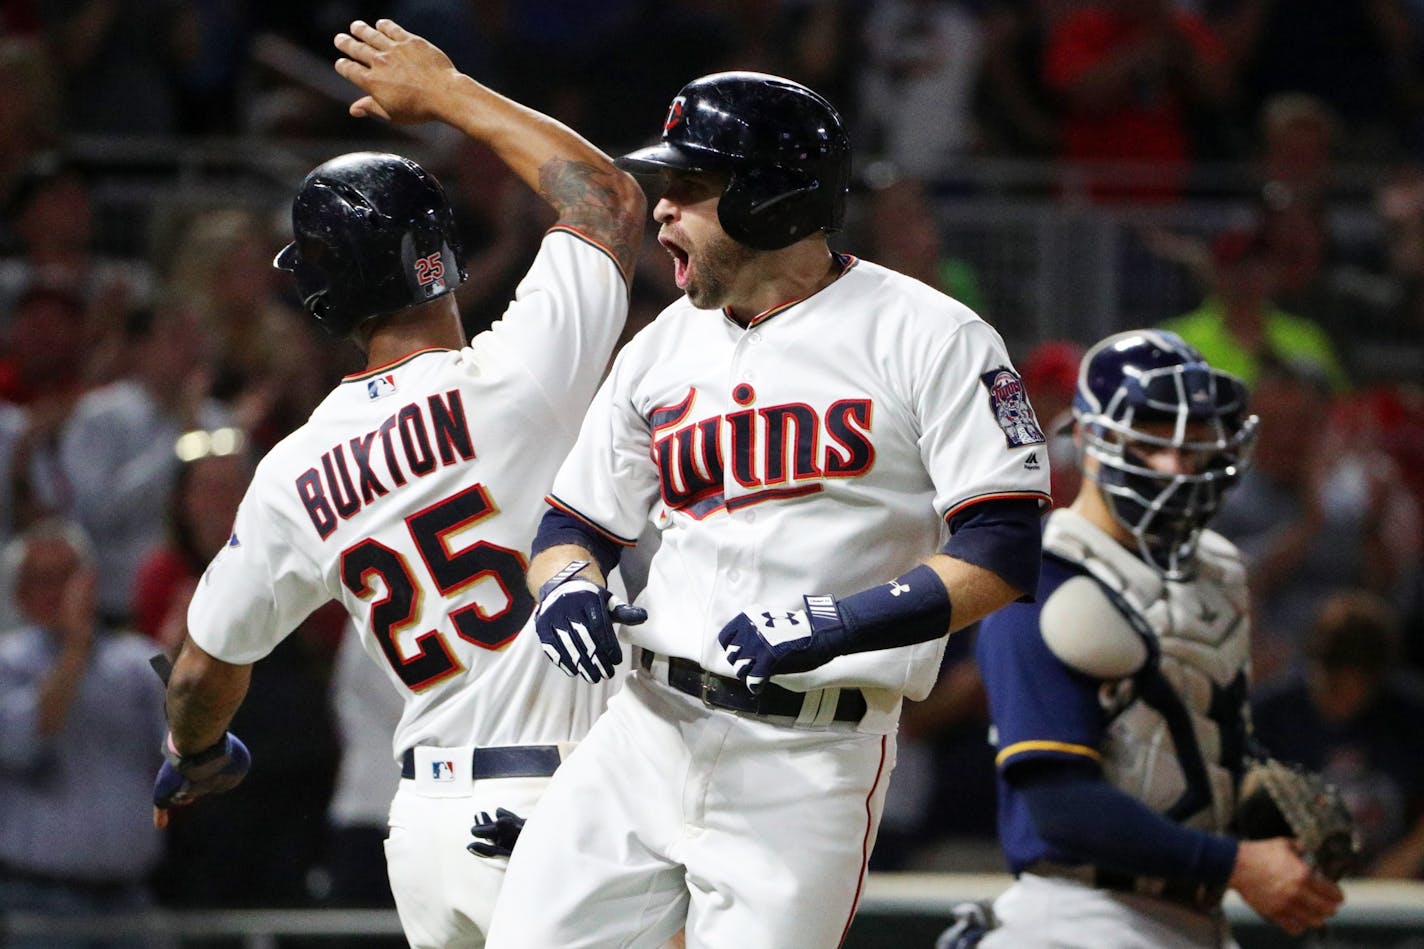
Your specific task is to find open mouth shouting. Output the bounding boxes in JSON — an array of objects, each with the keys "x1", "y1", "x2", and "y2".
[{"x1": 660, "y1": 234, "x2": 691, "y2": 288}]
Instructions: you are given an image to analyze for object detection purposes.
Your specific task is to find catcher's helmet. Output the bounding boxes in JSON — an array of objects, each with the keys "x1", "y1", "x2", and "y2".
[
  {"x1": 619, "y1": 72, "x2": 850, "y2": 251},
  {"x1": 273, "y1": 152, "x2": 466, "y2": 338},
  {"x1": 1072, "y1": 330, "x2": 1257, "y2": 578}
]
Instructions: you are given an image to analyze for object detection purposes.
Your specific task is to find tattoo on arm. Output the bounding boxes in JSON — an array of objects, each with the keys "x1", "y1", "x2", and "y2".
[{"x1": 539, "y1": 158, "x2": 643, "y2": 278}]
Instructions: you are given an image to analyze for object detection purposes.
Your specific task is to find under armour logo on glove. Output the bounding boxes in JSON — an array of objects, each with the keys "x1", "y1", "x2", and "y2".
[
  {"x1": 534, "y1": 560, "x2": 647, "y2": 683},
  {"x1": 717, "y1": 597, "x2": 845, "y2": 693}
]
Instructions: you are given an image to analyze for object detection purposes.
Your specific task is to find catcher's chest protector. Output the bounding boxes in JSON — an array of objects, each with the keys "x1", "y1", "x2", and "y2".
[{"x1": 1042, "y1": 512, "x2": 1252, "y2": 834}]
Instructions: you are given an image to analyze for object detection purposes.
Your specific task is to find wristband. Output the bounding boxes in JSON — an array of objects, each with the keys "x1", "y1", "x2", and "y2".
[{"x1": 805, "y1": 564, "x2": 953, "y2": 655}]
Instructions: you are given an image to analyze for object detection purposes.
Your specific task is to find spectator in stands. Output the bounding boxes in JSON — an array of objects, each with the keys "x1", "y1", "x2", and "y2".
[
  {"x1": 1252, "y1": 591, "x2": 1424, "y2": 879},
  {"x1": 1222, "y1": 0, "x2": 1424, "y2": 163},
  {"x1": 36, "y1": 0, "x2": 193, "y2": 136},
  {"x1": 162, "y1": 207, "x2": 346, "y2": 450},
  {"x1": 0, "y1": 156, "x2": 154, "y2": 385},
  {"x1": 1213, "y1": 360, "x2": 1418, "y2": 684},
  {"x1": 0, "y1": 519, "x2": 168, "y2": 948},
  {"x1": 129, "y1": 429, "x2": 251, "y2": 650},
  {"x1": 1255, "y1": 92, "x2": 1340, "y2": 215},
  {"x1": 1043, "y1": 0, "x2": 1232, "y2": 202},
  {"x1": 0, "y1": 39, "x2": 62, "y2": 222},
  {"x1": 1160, "y1": 226, "x2": 1349, "y2": 391},
  {"x1": 0, "y1": 396, "x2": 70, "y2": 629},
  {"x1": 973, "y1": 0, "x2": 1069, "y2": 161},
  {"x1": 0, "y1": 282, "x2": 88, "y2": 406},
  {"x1": 857, "y1": 0, "x2": 988, "y2": 181},
  {"x1": 58, "y1": 301, "x2": 228, "y2": 627}
]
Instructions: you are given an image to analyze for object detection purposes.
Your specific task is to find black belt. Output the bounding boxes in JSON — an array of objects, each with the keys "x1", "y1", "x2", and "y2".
[
  {"x1": 637, "y1": 649, "x2": 867, "y2": 724},
  {"x1": 1027, "y1": 861, "x2": 1226, "y2": 913},
  {"x1": 400, "y1": 745, "x2": 562, "y2": 780}
]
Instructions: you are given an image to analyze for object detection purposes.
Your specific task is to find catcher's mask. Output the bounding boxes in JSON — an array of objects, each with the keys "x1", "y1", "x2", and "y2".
[
  {"x1": 273, "y1": 152, "x2": 467, "y2": 338},
  {"x1": 1072, "y1": 330, "x2": 1257, "y2": 579},
  {"x1": 617, "y1": 71, "x2": 850, "y2": 251}
]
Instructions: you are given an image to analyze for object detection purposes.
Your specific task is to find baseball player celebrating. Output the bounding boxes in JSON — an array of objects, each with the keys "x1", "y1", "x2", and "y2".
[
  {"x1": 151, "y1": 20, "x2": 645, "y2": 949},
  {"x1": 485, "y1": 73, "x2": 1051, "y2": 949},
  {"x1": 967, "y1": 331, "x2": 1344, "y2": 947}
]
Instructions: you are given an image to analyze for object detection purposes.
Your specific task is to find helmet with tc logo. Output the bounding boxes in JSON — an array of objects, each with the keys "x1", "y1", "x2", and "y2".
[{"x1": 618, "y1": 72, "x2": 850, "y2": 251}]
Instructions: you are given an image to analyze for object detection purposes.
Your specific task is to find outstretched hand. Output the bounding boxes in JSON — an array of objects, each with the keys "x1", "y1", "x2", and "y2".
[{"x1": 333, "y1": 19, "x2": 461, "y2": 125}]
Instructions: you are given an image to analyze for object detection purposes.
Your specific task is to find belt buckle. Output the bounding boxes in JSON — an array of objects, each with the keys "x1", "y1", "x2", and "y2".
[{"x1": 698, "y1": 669, "x2": 719, "y2": 709}]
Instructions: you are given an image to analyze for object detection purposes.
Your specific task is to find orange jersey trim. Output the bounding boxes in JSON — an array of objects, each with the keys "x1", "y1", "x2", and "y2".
[
  {"x1": 726, "y1": 255, "x2": 860, "y2": 329},
  {"x1": 943, "y1": 490, "x2": 1053, "y2": 523},
  {"x1": 344, "y1": 348, "x2": 453, "y2": 383},
  {"x1": 544, "y1": 495, "x2": 638, "y2": 547},
  {"x1": 546, "y1": 225, "x2": 631, "y2": 295}
]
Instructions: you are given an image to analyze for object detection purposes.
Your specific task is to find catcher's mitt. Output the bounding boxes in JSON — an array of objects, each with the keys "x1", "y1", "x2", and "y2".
[{"x1": 1234, "y1": 757, "x2": 1360, "y2": 881}]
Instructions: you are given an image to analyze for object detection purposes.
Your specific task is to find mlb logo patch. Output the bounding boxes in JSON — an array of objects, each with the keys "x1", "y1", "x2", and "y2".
[
  {"x1": 367, "y1": 374, "x2": 397, "y2": 400},
  {"x1": 431, "y1": 760, "x2": 457, "y2": 782},
  {"x1": 980, "y1": 368, "x2": 1046, "y2": 449},
  {"x1": 227, "y1": 531, "x2": 241, "y2": 548}
]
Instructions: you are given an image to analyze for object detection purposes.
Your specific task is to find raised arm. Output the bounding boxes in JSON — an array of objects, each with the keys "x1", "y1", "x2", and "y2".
[{"x1": 333, "y1": 18, "x2": 645, "y2": 282}]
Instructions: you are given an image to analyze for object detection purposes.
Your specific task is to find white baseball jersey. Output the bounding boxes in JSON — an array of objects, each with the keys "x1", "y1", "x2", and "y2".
[
  {"x1": 547, "y1": 255, "x2": 1051, "y2": 733},
  {"x1": 188, "y1": 227, "x2": 628, "y2": 757},
  {"x1": 489, "y1": 256, "x2": 1048, "y2": 949}
]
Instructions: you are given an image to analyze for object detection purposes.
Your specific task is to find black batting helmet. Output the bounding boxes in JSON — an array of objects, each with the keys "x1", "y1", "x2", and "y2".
[
  {"x1": 273, "y1": 152, "x2": 466, "y2": 338},
  {"x1": 619, "y1": 72, "x2": 850, "y2": 251}
]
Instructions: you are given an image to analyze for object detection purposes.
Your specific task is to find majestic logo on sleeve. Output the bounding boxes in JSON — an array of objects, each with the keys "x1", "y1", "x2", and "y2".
[
  {"x1": 980, "y1": 368, "x2": 1046, "y2": 449},
  {"x1": 650, "y1": 385, "x2": 875, "y2": 518}
]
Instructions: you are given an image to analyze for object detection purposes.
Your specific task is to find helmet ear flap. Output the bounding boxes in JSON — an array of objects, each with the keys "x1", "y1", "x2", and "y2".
[{"x1": 719, "y1": 166, "x2": 823, "y2": 251}]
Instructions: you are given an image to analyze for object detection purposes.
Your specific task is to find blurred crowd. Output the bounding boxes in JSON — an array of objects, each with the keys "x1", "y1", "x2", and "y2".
[{"x1": 2, "y1": 0, "x2": 1424, "y2": 932}]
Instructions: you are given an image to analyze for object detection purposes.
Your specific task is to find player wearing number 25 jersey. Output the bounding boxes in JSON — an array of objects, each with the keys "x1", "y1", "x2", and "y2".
[{"x1": 154, "y1": 19, "x2": 645, "y2": 949}]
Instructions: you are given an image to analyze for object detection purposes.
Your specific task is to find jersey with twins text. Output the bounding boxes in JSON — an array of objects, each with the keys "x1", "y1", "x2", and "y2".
[
  {"x1": 547, "y1": 255, "x2": 1051, "y2": 733},
  {"x1": 187, "y1": 228, "x2": 628, "y2": 759}
]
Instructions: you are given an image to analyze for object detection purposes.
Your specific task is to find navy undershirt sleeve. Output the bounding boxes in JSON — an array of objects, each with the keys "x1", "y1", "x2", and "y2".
[
  {"x1": 530, "y1": 508, "x2": 621, "y2": 576},
  {"x1": 944, "y1": 498, "x2": 1044, "y2": 598},
  {"x1": 1015, "y1": 759, "x2": 1238, "y2": 886}
]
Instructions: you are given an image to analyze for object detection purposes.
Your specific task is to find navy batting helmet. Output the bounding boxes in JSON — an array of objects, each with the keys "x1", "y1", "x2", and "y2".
[
  {"x1": 1072, "y1": 330, "x2": 1257, "y2": 578},
  {"x1": 619, "y1": 72, "x2": 850, "y2": 251},
  {"x1": 273, "y1": 152, "x2": 466, "y2": 338}
]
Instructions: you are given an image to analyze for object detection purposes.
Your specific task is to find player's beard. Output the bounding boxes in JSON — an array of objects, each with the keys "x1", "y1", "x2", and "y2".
[{"x1": 683, "y1": 229, "x2": 755, "y2": 310}]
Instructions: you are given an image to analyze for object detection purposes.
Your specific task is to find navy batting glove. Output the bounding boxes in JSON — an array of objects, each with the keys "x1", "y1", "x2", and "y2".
[
  {"x1": 534, "y1": 560, "x2": 647, "y2": 683},
  {"x1": 717, "y1": 596, "x2": 848, "y2": 693},
  {"x1": 153, "y1": 731, "x2": 251, "y2": 810},
  {"x1": 467, "y1": 807, "x2": 526, "y2": 859}
]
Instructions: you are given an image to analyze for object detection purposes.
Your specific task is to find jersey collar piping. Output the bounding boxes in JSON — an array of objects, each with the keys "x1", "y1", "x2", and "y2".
[
  {"x1": 343, "y1": 348, "x2": 454, "y2": 383},
  {"x1": 724, "y1": 253, "x2": 859, "y2": 330}
]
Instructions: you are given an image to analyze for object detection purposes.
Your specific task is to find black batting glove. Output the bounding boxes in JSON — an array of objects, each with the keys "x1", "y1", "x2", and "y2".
[
  {"x1": 534, "y1": 560, "x2": 646, "y2": 683},
  {"x1": 467, "y1": 807, "x2": 526, "y2": 859}
]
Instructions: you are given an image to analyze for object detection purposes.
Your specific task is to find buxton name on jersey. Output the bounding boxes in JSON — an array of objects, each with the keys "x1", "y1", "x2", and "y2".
[{"x1": 295, "y1": 388, "x2": 477, "y2": 539}]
